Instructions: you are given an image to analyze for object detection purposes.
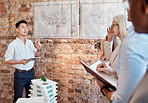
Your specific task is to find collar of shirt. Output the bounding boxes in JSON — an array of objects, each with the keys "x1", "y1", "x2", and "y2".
[
  {"x1": 16, "y1": 37, "x2": 27, "y2": 44},
  {"x1": 127, "y1": 25, "x2": 134, "y2": 34}
]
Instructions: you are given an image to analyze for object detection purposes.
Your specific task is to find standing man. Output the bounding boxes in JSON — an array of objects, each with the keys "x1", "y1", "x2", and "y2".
[{"x1": 4, "y1": 20, "x2": 41, "y2": 103}]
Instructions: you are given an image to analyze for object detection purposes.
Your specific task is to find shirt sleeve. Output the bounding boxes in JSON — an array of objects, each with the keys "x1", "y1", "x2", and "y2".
[
  {"x1": 112, "y1": 39, "x2": 147, "y2": 103},
  {"x1": 29, "y1": 40, "x2": 37, "y2": 53},
  {"x1": 104, "y1": 41, "x2": 113, "y2": 61},
  {"x1": 4, "y1": 43, "x2": 15, "y2": 62}
]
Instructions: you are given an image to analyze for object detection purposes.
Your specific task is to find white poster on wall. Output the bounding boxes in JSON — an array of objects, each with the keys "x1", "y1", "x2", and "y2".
[
  {"x1": 80, "y1": 2, "x2": 127, "y2": 39},
  {"x1": 80, "y1": 0, "x2": 123, "y2": 4},
  {"x1": 34, "y1": 1, "x2": 79, "y2": 38}
]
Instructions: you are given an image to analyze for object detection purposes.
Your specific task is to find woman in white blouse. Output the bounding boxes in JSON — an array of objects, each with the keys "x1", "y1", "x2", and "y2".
[{"x1": 97, "y1": 15, "x2": 128, "y2": 78}]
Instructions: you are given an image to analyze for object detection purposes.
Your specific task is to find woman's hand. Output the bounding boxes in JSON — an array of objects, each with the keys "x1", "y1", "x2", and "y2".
[
  {"x1": 96, "y1": 62, "x2": 107, "y2": 69},
  {"x1": 97, "y1": 68, "x2": 114, "y2": 75},
  {"x1": 96, "y1": 62, "x2": 117, "y2": 78},
  {"x1": 93, "y1": 75, "x2": 106, "y2": 89},
  {"x1": 107, "y1": 27, "x2": 114, "y2": 42}
]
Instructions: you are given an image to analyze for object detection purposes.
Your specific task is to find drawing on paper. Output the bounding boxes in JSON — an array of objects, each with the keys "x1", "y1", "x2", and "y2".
[
  {"x1": 34, "y1": 1, "x2": 79, "y2": 38},
  {"x1": 42, "y1": 13, "x2": 66, "y2": 27},
  {"x1": 81, "y1": 3, "x2": 127, "y2": 39}
]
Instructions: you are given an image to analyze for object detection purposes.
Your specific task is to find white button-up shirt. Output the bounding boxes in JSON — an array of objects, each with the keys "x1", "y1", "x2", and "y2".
[{"x1": 4, "y1": 37, "x2": 37, "y2": 70}]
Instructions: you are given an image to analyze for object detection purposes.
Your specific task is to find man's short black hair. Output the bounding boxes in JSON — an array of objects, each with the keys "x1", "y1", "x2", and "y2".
[
  {"x1": 128, "y1": 0, "x2": 148, "y2": 3},
  {"x1": 128, "y1": 0, "x2": 131, "y2": 3},
  {"x1": 15, "y1": 20, "x2": 27, "y2": 28}
]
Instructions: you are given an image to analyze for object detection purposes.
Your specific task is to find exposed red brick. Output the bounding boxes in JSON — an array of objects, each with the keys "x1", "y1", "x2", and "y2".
[
  {"x1": 3, "y1": 83, "x2": 12, "y2": 86},
  {"x1": 0, "y1": 1, "x2": 4, "y2": 5},
  {"x1": 0, "y1": 98, "x2": 12, "y2": 103},
  {"x1": 28, "y1": 21, "x2": 33, "y2": 25},
  {"x1": 0, "y1": 5, "x2": 5, "y2": 9},
  {"x1": 1, "y1": 70, "x2": 10, "y2": 73},
  {"x1": 68, "y1": 97, "x2": 74, "y2": 101},
  {"x1": 10, "y1": 13, "x2": 15, "y2": 17},
  {"x1": 2, "y1": 44, "x2": 7, "y2": 48},
  {"x1": 0, "y1": 13, "x2": 8, "y2": 18},
  {"x1": 9, "y1": 91, "x2": 13, "y2": 94},
  {"x1": 1, "y1": 78, "x2": 10, "y2": 82},
  {"x1": 68, "y1": 88, "x2": 74, "y2": 92},
  {"x1": 75, "y1": 89, "x2": 81, "y2": 93},
  {"x1": 0, "y1": 9, "x2": 7, "y2": 13},
  {"x1": 0, "y1": 36, "x2": 16, "y2": 39},
  {"x1": 68, "y1": 79, "x2": 75, "y2": 83},
  {"x1": 18, "y1": 8, "x2": 30, "y2": 12},
  {"x1": 82, "y1": 98, "x2": 89, "y2": 102},
  {"x1": 44, "y1": 53, "x2": 57, "y2": 58},
  {"x1": 0, "y1": 90, "x2": 3, "y2": 93},
  {"x1": 21, "y1": 4, "x2": 26, "y2": 8}
]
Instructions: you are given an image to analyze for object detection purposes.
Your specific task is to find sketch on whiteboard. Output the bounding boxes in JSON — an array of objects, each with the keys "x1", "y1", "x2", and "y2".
[
  {"x1": 42, "y1": 13, "x2": 66, "y2": 27},
  {"x1": 34, "y1": 1, "x2": 79, "y2": 38},
  {"x1": 89, "y1": 10, "x2": 109, "y2": 27},
  {"x1": 81, "y1": 2, "x2": 128, "y2": 39}
]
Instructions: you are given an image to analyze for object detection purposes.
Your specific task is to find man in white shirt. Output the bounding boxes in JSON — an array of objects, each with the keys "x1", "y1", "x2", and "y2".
[{"x1": 4, "y1": 20, "x2": 41, "y2": 103}]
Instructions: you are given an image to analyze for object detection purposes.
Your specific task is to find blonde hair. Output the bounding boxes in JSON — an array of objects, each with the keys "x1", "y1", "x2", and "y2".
[{"x1": 113, "y1": 15, "x2": 128, "y2": 41}]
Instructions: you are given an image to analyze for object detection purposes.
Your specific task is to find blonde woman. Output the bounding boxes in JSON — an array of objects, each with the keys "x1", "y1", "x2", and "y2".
[{"x1": 97, "y1": 15, "x2": 128, "y2": 78}]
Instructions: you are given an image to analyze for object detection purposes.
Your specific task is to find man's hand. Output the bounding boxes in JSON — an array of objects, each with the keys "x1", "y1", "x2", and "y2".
[
  {"x1": 34, "y1": 39, "x2": 42, "y2": 57},
  {"x1": 20, "y1": 59, "x2": 31, "y2": 65},
  {"x1": 34, "y1": 39, "x2": 42, "y2": 51}
]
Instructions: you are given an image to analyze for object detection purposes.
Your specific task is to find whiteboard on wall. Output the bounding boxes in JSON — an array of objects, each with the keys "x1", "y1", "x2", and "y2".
[
  {"x1": 34, "y1": 1, "x2": 79, "y2": 38},
  {"x1": 80, "y1": 0, "x2": 123, "y2": 4},
  {"x1": 80, "y1": 2, "x2": 127, "y2": 39}
]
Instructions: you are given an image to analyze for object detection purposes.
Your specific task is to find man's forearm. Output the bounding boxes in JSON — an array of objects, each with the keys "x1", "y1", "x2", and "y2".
[
  {"x1": 6, "y1": 59, "x2": 30, "y2": 65},
  {"x1": 6, "y1": 60, "x2": 22, "y2": 65}
]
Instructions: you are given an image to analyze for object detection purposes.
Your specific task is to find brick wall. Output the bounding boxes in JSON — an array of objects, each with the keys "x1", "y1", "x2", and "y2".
[{"x1": 0, "y1": 0, "x2": 107, "y2": 103}]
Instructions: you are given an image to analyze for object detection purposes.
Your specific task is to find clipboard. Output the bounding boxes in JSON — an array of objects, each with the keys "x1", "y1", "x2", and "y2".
[
  {"x1": 28, "y1": 57, "x2": 41, "y2": 61},
  {"x1": 81, "y1": 60, "x2": 117, "y2": 91}
]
